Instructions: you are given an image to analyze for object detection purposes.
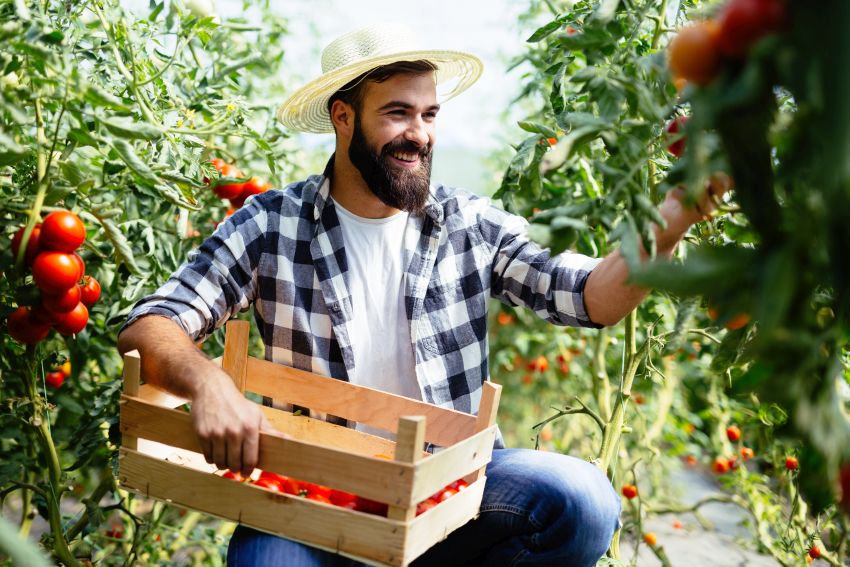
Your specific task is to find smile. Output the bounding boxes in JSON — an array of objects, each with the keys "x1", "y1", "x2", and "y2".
[{"x1": 388, "y1": 151, "x2": 421, "y2": 168}]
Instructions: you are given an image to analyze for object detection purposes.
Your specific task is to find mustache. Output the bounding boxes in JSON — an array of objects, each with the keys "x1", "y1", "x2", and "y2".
[{"x1": 381, "y1": 139, "x2": 431, "y2": 158}]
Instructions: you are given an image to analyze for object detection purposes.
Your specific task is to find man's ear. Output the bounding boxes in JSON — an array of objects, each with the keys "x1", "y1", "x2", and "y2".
[{"x1": 330, "y1": 100, "x2": 354, "y2": 137}]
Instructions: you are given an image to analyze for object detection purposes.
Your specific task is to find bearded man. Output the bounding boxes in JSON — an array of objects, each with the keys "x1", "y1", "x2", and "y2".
[{"x1": 118, "y1": 23, "x2": 725, "y2": 567}]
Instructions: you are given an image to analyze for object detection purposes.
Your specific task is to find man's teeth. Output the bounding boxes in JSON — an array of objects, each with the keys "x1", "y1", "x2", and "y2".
[{"x1": 391, "y1": 152, "x2": 418, "y2": 162}]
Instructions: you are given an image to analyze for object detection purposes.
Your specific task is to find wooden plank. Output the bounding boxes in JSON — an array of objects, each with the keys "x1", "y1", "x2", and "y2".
[
  {"x1": 388, "y1": 417, "x2": 426, "y2": 522},
  {"x1": 259, "y1": 406, "x2": 397, "y2": 457},
  {"x1": 404, "y1": 476, "x2": 486, "y2": 564},
  {"x1": 245, "y1": 357, "x2": 477, "y2": 447},
  {"x1": 137, "y1": 384, "x2": 188, "y2": 409},
  {"x1": 118, "y1": 449, "x2": 407, "y2": 566},
  {"x1": 410, "y1": 425, "x2": 497, "y2": 505},
  {"x1": 471, "y1": 382, "x2": 501, "y2": 482},
  {"x1": 121, "y1": 350, "x2": 141, "y2": 451},
  {"x1": 222, "y1": 320, "x2": 250, "y2": 392},
  {"x1": 120, "y1": 395, "x2": 417, "y2": 506}
]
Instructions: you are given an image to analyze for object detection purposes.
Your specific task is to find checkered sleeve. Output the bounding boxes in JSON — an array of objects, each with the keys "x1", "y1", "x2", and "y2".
[
  {"x1": 480, "y1": 204, "x2": 603, "y2": 328},
  {"x1": 120, "y1": 198, "x2": 269, "y2": 341}
]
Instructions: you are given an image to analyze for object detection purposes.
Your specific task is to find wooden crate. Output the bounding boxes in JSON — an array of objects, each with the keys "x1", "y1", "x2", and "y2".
[{"x1": 118, "y1": 320, "x2": 501, "y2": 566}]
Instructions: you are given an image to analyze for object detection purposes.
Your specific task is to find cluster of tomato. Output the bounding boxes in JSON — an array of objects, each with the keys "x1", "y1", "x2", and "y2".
[
  {"x1": 206, "y1": 158, "x2": 271, "y2": 214},
  {"x1": 45, "y1": 360, "x2": 72, "y2": 389},
  {"x1": 7, "y1": 210, "x2": 101, "y2": 344},
  {"x1": 668, "y1": 0, "x2": 786, "y2": 88},
  {"x1": 707, "y1": 424, "x2": 799, "y2": 475},
  {"x1": 220, "y1": 468, "x2": 469, "y2": 517}
]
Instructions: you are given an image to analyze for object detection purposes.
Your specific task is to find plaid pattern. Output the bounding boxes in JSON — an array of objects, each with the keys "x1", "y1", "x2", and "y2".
[{"x1": 123, "y1": 168, "x2": 602, "y2": 421}]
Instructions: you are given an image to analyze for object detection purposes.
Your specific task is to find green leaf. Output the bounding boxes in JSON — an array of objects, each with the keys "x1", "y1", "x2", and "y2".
[
  {"x1": 60, "y1": 161, "x2": 85, "y2": 186},
  {"x1": 84, "y1": 84, "x2": 131, "y2": 111},
  {"x1": 527, "y1": 18, "x2": 565, "y2": 43},
  {"x1": 593, "y1": 0, "x2": 621, "y2": 23},
  {"x1": 97, "y1": 216, "x2": 141, "y2": 275},
  {"x1": 102, "y1": 116, "x2": 164, "y2": 140},
  {"x1": 517, "y1": 121, "x2": 558, "y2": 138},
  {"x1": 111, "y1": 139, "x2": 160, "y2": 185}
]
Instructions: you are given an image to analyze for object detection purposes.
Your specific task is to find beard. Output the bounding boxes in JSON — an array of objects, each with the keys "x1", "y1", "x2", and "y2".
[{"x1": 347, "y1": 117, "x2": 433, "y2": 215}]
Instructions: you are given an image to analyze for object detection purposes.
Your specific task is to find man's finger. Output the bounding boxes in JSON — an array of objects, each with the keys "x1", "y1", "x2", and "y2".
[
  {"x1": 241, "y1": 426, "x2": 260, "y2": 477},
  {"x1": 213, "y1": 439, "x2": 228, "y2": 471},
  {"x1": 227, "y1": 434, "x2": 242, "y2": 474}
]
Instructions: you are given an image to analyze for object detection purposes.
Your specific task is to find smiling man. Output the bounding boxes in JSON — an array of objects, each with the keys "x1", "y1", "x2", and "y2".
[{"x1": 118, "y1": 23, "x2": 725, "y2": 567}]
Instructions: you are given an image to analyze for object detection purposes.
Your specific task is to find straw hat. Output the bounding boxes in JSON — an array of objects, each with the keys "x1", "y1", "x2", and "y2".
[{"x1": 276, "y1": 23, "x2": 483, "y2": 133}]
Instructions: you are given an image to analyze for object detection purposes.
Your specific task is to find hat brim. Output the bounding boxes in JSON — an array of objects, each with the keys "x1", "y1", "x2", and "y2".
[{"x1": 276, "y1": 50, "x2": 483, "y2": 134}]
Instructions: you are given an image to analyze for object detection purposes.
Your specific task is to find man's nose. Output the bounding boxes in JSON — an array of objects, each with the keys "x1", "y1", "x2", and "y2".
[{"x1": 404, "y1": 117, "x2": 430, "y2": 148}]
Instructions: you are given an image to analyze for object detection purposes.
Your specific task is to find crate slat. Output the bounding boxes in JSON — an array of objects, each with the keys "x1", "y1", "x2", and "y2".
[
  {"x1": 119, "y1": 448, "x2": 408, "y2": 566},
  {"x1": 120, "y1": 395, "x2": 416, "y2": 506},
  {"x1": 410, "y1": 425, "x2": 497, "y2": 504},
  {"x1": 403, "y1": 476, "x2": 487, "y2": 564},
  {"x1": 244, "y1": 357, "x2": 477, "y2": 447}
]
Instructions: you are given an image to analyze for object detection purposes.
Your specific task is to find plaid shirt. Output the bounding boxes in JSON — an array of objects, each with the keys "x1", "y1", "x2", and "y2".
[{"x1": 124, "y1": 165, "x2": 602, "y2": 424}]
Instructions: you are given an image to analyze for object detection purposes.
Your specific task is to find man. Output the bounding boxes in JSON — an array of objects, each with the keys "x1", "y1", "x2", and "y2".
[{"x1": 118, "y1": 23, "x2": 722, "y2": 566}]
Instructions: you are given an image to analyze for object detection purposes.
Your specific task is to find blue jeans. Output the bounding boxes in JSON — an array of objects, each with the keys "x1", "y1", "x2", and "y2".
[{"x1": 227, "y1": 448, "x2": 621, "y2": 566}]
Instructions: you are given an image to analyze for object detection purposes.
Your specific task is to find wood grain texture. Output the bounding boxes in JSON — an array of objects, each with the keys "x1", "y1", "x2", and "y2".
[{"x1": 222, "y1": 320, "x2": 250, "y2": 392}]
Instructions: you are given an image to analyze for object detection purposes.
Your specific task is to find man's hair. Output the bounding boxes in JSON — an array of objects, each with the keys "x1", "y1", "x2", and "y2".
[{"x1": 326, "y1": 60, "x2": 438, "y2": 120}]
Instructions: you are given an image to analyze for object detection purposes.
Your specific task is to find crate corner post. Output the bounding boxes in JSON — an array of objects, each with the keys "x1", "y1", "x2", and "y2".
[
  {"x1": 223, "y1": 319, "x2": 251, "y2": 393},
  {"x1": 121, "y1": 349, "x2": 141, "y2": 451},
  {"x1": 388, "y1": 415, "x2": 426, "y2": 523}
]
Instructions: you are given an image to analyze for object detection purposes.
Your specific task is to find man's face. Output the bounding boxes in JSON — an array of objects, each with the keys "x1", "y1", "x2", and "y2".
[{"x1": 347, "y1": 73, "x2": 439, "y2": 214}]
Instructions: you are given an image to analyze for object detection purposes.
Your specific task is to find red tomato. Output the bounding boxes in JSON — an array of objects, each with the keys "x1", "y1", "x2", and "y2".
[
  {"x1": 329, "y1": 489, "x2": 357, "y2": 508},
  {"x1": 449, "y1": 479, "x2": 469, "y2": 491},
  {"x1": 712, "y1": 456, "x2": 730, "y2": 474},
  {"x1": 241, "y1": 176, "x2": 271, "y2": 199},
  {"x1": 229, "y1": 196, "x2": 246, "y2": 209},
  {"x1": 726, "y1": 425, "x2": 742, "y2": 442},
  {"x1": 40, "y1": 210, "x2": 86, "y2": 252},
  {"x1": 665, "y1": 116, "x2": 689, "y2": 158},
  {"x1": 280, "y1": 477, "x2": 303, "y2": 496},
  {"x1": 71, "y1": 253, "x2": 85, "y2": 281},
  {"x1": 621, "y1": 484, "x2": 638, "y2": 499},
  {"x1": 302, "y1": 482, "x2": 332, "y2": 499},
  {"x1": 306, "y1": 493, "x2": 333, "y2": 505},
  {"x1": 7, "y1": 307, "x2": 51, "y2": 344},
  {"x1": 213, "y1": 164, "x2": 246, "y2": 199},
  {"x1": 715, "y1": 0, "x2": 786, "y2": 58},
  {"x1": 740, "y1": 447, "x2": 755, "y2": 460},
  {"x1": 436, "y1": 487, "x2": 459, "y2": 503},
  {"x1": 785, "y1": 456, "x2": 799, "y2": 471},
  {"x1": 11, "y1": 224, "x2": 42, "y2": 265},
  {"x1": 668, "y1": 21, "x2": 721, "y2": 86},
  {"x1": 258, "y1": 470, "x2": 286, "y2": 483},
  {"x1": 416, "y1": 498, "x2": 438, "y2": 516},
  {"x1": 808, "y1": 546, "x2": 822, "y2": 560},
  {"x1": 252, "y1": 477, "x2": 282, "y2": 492},
  {"x1": 43, "y1": 285, "x2": 82, "y2": 314},
  {"x1": 354, "y1": 496, "x2": 388, "y2": 516},
  {"x1": 45, "y1": 371, "x2": 65, "y2": 388},
  {"x1": 32, "y1": 251, "x2": 81, "y2": 293},
  {"x1": 221, "y1": 470, "x2": 245, "y2": 482},
  {"x1": 79, "y1": 276, "x2": 101, "y2": 306},
  {"x1": 54, "y1": 302, "x2": 89, "y2": 336}
]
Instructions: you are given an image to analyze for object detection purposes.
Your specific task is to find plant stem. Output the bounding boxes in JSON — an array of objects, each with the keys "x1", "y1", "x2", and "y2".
[
  {"x1": 597, "y1": 310, "x2": 643, "y2": 474},
  {"x1": 14, "y1": 97, "x2": 51, "y2": 274},
  {"x1": 591, "y1": 328, "x2": 612, "y2": 422},
  {"x1": 651, "y1": 0, "x2": 669, "y2": 50}
]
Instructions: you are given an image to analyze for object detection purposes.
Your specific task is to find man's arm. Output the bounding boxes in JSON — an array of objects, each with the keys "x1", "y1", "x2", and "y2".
[
  {"x1": 118, "y1": 315, "x2": 271, "y2": 476},
  {"x1": 584, "y1": 184, "x2": 724, "y2": 326}
]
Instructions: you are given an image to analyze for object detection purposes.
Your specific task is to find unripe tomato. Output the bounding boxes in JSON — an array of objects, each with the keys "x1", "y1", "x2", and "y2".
[
  {"x1": 716, "y1": 0, "x2": 786, "y2": 58},
  {"x1": 726, "y1": 425, "x2": 742, "y2": 442},
  {"x1": 45, "y1": 371, "x2": 65, "y2": 388},
  {"x1": 808, "y1": 546, "x2": 822, "y2": 560},
  {"x1": 643, "y1": 532, "x2": 657, "y2": 546},
  {"x1": 785, "y1": 456, "x2": 799, "y2": 471},
  {"x1": 621, "y1": 484, "x2": 638, "y2": 499},
  {"x1": 43, "y1": 284, "x2": 82, "y2": 314},
  {"x1": 497, "y1": 312, "x2": 513, "y2": 326},
  {"x1": 32, "y1": 251, "x2": 81, "y2": 293},
  {"x1": 60, "y1": 361, "x2": 72, "y2": 376},
  {"x1": 54, "y1": 302, "x2": 88, "y2": 336},
  {"x1": 7, "y1": 307, "x2": 51, "y2": 344},
  {"x1": 668, "y1": 21, "x2": 721, "y2": 86},
  {"x1": 11, "y1": 224, "x2": 42, "y2": 265},
  {"x1": 213, "y1": 164, "x2": 246, "y2": 199},
  {"x1": 665, "y1": 116, "x2": 689, "y2": 157},
  {"x1": 79, "y1": 276, "x2": 101, "y2": 306},
  {"x1": 40, "y1": 210, "x2": 86, "y2": 252}
]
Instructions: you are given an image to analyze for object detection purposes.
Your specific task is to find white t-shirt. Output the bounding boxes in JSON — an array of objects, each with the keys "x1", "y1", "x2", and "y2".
[{"x1": 333, "y1": 199, "x2": 421, "y2": 435}]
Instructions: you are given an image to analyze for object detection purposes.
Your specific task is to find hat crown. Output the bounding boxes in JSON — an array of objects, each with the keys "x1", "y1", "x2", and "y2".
[{"x1": 321, "y1": 24, "x2": 420, "y2": 74}]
